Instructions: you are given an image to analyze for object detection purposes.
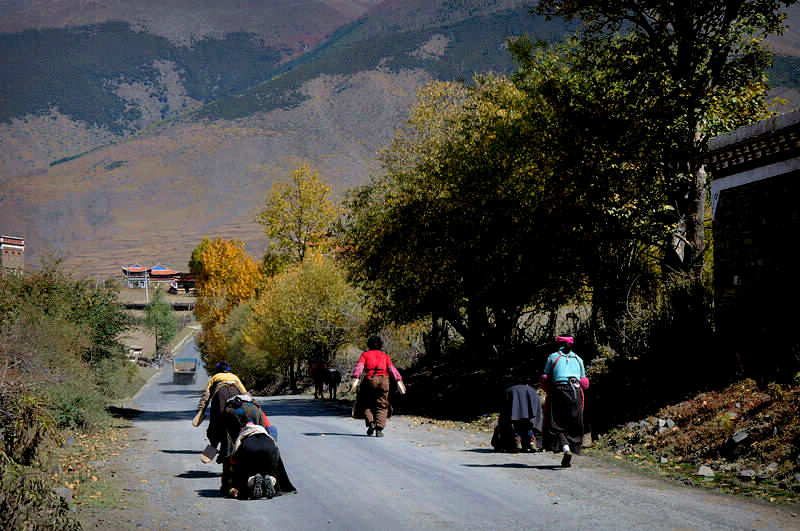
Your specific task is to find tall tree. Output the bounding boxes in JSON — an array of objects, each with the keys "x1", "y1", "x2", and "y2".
[
  {"x1": 243, "y1": 251, "x2": 363, "y2": 392},
  {"x1": 255, "y1": 163, "x2": 340, "y2": 264},
  {"x1": 144, "y1": 288, "x2": 178, "y2": 353},
  {"x1": 341, "y1": 77, "x2": 582, "y2": 358},
  {"x1": 193, "y1": 238, "x2": 260, "y2": 367},
  {"x1": 188, "y1": 236, "x2": 211, "y2": 276},
  {"x1": 534, "y1": 0, "x2": 792, "y2": 281},
  {"x1": 509, "y1": 37, "x2": 676, "y2": 338}
]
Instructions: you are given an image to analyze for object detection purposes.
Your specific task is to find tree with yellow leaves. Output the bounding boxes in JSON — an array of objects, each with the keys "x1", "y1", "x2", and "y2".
[
  {"x1": 192, "y1": 237, "x2": 260, "y2": 368},
  {"x1": 255, "y1": 162, "x2": 341, "y2": 264},
  {"x1": 242, "y1": 251, "x2": 363, "y2": 392}
]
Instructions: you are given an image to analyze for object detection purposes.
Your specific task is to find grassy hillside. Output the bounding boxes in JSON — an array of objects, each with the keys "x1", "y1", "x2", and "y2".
[
  {"x1": 196, "y1": 6, "x2": 572, "y2": 121},
  {"x1": 0, "y1": 22, "x2": 284, "y2": 133}
]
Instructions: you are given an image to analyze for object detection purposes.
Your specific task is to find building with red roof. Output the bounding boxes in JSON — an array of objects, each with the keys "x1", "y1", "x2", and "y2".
[{"x1": 122, "y1": 263, "x2": 182, "y2": 288}]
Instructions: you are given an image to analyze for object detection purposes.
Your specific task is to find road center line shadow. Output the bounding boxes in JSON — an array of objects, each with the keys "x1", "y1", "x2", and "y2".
[
  {"x1": 302, "y1": 432, "x2": 371, "y2": 437},
  {"x1": 461, "y1": 463, "x2": 564, "y2": 470}
]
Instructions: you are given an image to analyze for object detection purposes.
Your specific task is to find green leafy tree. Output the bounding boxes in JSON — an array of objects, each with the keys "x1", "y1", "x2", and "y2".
[
  {"x1": 508, "y1": 37, "x2": 675, "y2": 338},
  {"x1": 188, "y1": 236, "x2": 211, "y2": 276},
  {"x1": 255, "y1": 162, "x2": 341, "y2": 264},
  {"x1": 143, "y1": 288, "x2": 179, "y2": 352},
  {"x1": 341, "y1": 77, "x2": 582, "y2": 358},
  {"x1": 532, "y1": 0, "x2": 793, "y2": 282},
  {"x1": 0, "y1": 256, "x2": 131, "y2": 365}
]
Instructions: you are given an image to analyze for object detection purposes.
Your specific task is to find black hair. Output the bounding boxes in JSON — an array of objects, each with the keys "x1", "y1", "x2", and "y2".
[
  {"x1": 367, "y1": 335, "x2": 384, "y2": 351},
  {"x1": 216, "y1": 361, "x2": 230, "y2": 373}
]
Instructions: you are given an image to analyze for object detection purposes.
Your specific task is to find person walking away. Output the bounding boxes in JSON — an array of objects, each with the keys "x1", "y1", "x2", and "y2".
[
  {"x1": 349, "y1": 335, "x2": 406, "y2": 437},
  {"x1": 491, "y1": 381, "x2": 543, "y2": 453},
  {"x1": 539, "y1": 336, "x2": 589, "y2": 467},
  {"x1": 192, "y1": 361, "x2": 248, "y2": 462},
  {"x1": 222, "y1": 394, "x2": 296, "y2": 499}
]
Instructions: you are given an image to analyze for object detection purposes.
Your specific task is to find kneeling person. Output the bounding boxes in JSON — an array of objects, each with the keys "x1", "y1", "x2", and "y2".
[{"x1": 223, "y1": 395, "x2": 297, "y2": 499}]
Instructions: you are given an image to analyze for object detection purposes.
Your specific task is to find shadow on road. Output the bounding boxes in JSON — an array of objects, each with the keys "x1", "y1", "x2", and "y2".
[
  {"x1": 161, "y1": 449, "x2": 200, "y2": 454},
  {"x1": 160, "y1": 389, "x2": 204, "y2": 396},
  {"x1": 302, "y1": 432, "x2": 370, "y2": 437},
  {"x1": 460, "y1": 448, "x2": 497, "y2": 454},
  {"x1": 176, "y1": 470, "x2": 221, "y2": 479},
  {"x1": 109, "y1": 406, "x2": 197, "y2": 422},
  {"x1": 196, "y1": 489, "x2": 223, "y2": 498},
  {"x1": 461, "y1": 463, "x2": 564, "y2": 470},
  {"x1": 258, "y1": 397, "x2": 352, "y2": 418}
]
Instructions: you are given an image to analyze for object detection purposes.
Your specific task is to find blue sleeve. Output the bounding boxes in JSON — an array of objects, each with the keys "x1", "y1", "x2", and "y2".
[{"x1": 543, "y1": 354, "x2": 554, "y2": 375}]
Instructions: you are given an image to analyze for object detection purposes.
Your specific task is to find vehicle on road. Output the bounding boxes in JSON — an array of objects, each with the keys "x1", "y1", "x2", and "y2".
[{"x1": 173, "y1": 357, "x2": 197, "y2": 384}]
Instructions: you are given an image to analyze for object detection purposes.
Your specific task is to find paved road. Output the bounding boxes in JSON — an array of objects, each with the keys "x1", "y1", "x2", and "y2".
[{"x1": 121, "y1": 339, "x2": 798, "y2": 530}]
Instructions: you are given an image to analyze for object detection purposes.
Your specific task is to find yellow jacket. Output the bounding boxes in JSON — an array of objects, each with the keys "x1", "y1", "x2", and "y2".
[{"x1": 205, "y1": 372, "x2": 247, "y2": 396}]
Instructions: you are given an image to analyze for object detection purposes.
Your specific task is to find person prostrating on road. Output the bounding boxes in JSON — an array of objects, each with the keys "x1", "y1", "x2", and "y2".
[
  {"x1": 192, "y1": 361, "x2": 248, "y2": 462},
  {"x1": 223, "y1": 394, "x2": 296, "y2": 499},
  {"x1": 349, "y1": 335, "x2": 406, "y2": 437}
]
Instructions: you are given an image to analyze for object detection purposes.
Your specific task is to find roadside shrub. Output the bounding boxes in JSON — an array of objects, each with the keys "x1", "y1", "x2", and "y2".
[
  {"x1": 45, "y1": 377, "x2": 108, "y2": 431},
  {"x1": 0, "y1": 457, "x2": 81, "y2": 531},
  {"x1": 0, "y1": 388, "x2": 56, "y2": 467},
  {"x1": 93, "y1": 357, "x2": 146, "y2": 400}
]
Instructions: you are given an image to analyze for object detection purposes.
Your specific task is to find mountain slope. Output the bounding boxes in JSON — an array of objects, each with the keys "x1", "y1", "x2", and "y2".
[{"x1": 2, "y1": 0, "x2": 800, "y2": 278}]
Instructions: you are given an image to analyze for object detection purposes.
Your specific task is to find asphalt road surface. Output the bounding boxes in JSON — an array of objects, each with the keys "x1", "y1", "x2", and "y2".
[{"x1": 120, "y1": 339, "x2": 799, "y2": 530}]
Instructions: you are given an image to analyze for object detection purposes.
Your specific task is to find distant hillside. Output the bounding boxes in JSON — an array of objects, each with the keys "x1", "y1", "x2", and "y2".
[
  {"x1": 195, "y1": 5, "x2": 574, "y2": 122},
  {"x1": 0, "y1": 0, "x2": 378, "y2": 48},
  {"x1": 3, "y1": 0, "x2": 800, "y2": 278},
  {"x1": 0, "y1": 0, "x2": 550, "y2": 175}
]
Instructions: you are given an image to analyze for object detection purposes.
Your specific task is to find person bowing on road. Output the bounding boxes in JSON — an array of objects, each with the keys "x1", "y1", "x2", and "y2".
[
  {"x1": 349, "y1": 335, "x2": 406, "y2": 437},
  {"x1": 540, "y1": 335, "x2": 589, "y2": 467},
  {"x1": 192, "y1": 361, "x2": 248, "y2": 463}
]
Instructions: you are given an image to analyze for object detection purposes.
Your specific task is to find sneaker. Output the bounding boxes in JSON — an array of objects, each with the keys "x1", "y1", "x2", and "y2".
[
  {"x1": 375, "y1": 429, "x2": 384, "y2": 437},
  {"x1": 263, "y1": 475, "x2": 276, "y2": 499},
  {"x1": 366, "y1": 422, "x2": 376, "y2": 436},
  {"x1": 561, "y1": 449, "x2": 572, "y2": 468},
  {"x1": 252, "y1": 474, "x2": 264, "y2": 499},
  {"x1": 227, "y1": 487, "x2": 239, "y2": 498}
]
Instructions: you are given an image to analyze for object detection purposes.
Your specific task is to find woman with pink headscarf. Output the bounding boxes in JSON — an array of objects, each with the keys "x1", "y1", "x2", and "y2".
[{"x1": 539, "y1": 335, "x2": 589, "y2": 467}]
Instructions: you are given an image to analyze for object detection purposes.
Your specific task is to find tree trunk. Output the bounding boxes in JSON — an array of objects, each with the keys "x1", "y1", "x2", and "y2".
[{"x1": 684, "y1": 157, "x2": 707, "y2": 283}]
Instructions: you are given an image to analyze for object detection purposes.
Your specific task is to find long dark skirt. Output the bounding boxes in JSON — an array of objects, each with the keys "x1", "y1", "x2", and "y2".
[
  {"x1": 229, "y1": 434, "x2": 296, "y2": 495},
  {"x1": 543, "y1": 381, "x2": 584, "y2": 455},
  {"x1": 207, "y1": 383, "x2": 240, "y2": 454}
]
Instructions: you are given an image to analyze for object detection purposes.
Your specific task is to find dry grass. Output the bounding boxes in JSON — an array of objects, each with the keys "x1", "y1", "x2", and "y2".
[{"x1": 593, "y1": 379, "x2": 800, "y2": 504}]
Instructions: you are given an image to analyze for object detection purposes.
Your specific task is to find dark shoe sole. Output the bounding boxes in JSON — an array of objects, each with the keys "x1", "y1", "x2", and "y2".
[
  {"x1": 263, "y1": 476, "x2": 276, "y2": 499},
  {"x1": 367, "y1": 423, "x2": 376, "y2": 436},
  {"x1": 252, "y1": 474, "x2": 264, "y2": 499}
]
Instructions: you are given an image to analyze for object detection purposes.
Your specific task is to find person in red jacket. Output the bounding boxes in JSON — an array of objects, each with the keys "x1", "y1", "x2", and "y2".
[{"x1": 349, "y1": 335, "x2": 406, "y2": 437}]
